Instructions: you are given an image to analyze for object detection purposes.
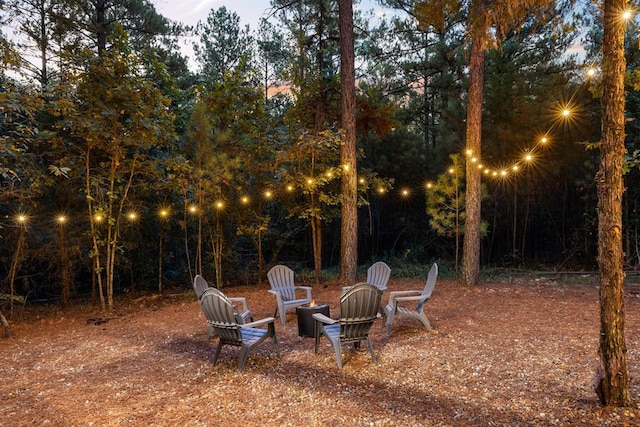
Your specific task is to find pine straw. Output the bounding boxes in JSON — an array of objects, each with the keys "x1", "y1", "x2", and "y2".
[{"x1": 2, "y1": 277, "x2": 640, "y2": 426}]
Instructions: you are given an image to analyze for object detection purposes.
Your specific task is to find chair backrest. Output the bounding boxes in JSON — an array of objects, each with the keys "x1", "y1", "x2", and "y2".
[
  {"x1": 417, "y1": 263, "x2": 438, "y2": 311},
  {"x1": 199, "y1": 288, "x2": 242, "y2": 344},
  {"x1": 366, "y1": 261, "x2": 391, "y2": 291},
  {"x1": 267, "y1": 265, "x2": 296, "y2": 301},
  {"x1": 339, "y1": 282, "x2": 382, "y2": 340},
  {"x1": 193, "y1": 275, "x2": 209, "y2": 299}
]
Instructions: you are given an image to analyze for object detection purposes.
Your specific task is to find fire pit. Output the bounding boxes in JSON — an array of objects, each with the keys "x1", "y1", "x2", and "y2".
[{"x1": 296, "y1": 303, "x2": 330, "y2": 338}]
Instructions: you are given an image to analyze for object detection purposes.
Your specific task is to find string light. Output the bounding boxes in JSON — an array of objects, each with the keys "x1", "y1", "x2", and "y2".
[
  {"x1": 15, "y1": 213, "x2": 29, "y2": 225},
  {"x1": 158, "y1": 208, "x2": 170, "y2": 220}
]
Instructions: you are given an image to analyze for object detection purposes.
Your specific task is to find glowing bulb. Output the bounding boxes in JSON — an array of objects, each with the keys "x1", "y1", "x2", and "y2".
[
  {"x1": 471, "y1": 157, "x2": 478, "y2": 163},
  {"x1": 286, "y1": 185, "x2": 294, "y2": 192},
  {"x1": 377, "y1": 187, "x2": 385, "y2": 194},
  {"x1": 401, "y1": 188, "x2": 410, "y2": 197},
  {"x1": 623, "y1": 10, "x2": 632, "y2": 20},
  {"x1": 587, "y1": 68, "x2": 596, "y2": 78},
  {"x1": 241, "y1": 196, "x2": 249, "y2": 204},
  {"x1": 159, "y1": 209, "x2": 169, "y2": 218},
  {"x1": 525, "y1": 154, "x2": 533, "y2": 162},
  {"x1": 562, "y1": 109, "x2": 570, "y2": 117},
  {"x1": 189, "y1": 205, "x2": 197, "y2": 214},
  {"x1": 448, "y1": 168, "x2": 455, "y2": 174},
  {"x1": 307, "y1": 178, "x2": 313, "y2": 185},
  {"x1": 465, "y1": 149, "x2": 473, "y2": 156},
  {"x1": 501, "y1": 170, "x2": 507, "y2": 176},
  {"x1": 359, "y1": 178, "x2": 366, "y2": 184},
  {"x1": 541, "y1": 137, "x2": 548, "y2": 144},
  {"x1": 512, "y1": 165, "x2": 519, "y2": 172},
  {"x1": 57, "y1": 215, "x2": 66, "y2": 223},
  {"x1": 215, "y1": 201, "x2": 224, "y2": 210},
  {"x1": 426, "y1": 182, "x2": 433, "y2": 189},
  {"x1": 95, "y1": 214, "x2": 103, "y2": 222},
  {"x1": 127, "y1": 212, "x2": 138, "y2": 221},
  {"x1": 264, "y1": 190, "x2": 272, "y2": 199}
]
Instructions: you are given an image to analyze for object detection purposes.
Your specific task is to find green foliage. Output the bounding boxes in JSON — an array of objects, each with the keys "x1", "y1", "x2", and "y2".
[
  {"x1": 193, "y1": 6, "x2": 254, "y2": 86},
  {"x1": 0, "y1": 293, "x2": 26, "y2": 304},
  {"x1": 426, "y1": 154, "x2": 465, "y2": 238}
]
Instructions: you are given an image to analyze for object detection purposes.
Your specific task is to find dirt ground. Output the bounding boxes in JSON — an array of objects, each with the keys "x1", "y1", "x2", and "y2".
[{"x1": 2, "y1": 275, "x2": 640, "y2": 426}]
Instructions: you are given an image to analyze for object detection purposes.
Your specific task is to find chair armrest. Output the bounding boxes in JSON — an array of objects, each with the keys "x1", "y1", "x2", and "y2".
[
  {"x1": 388, "y1": 290, "x2": 423, "y2": 307},
  {"x1": 240, "y1": 317, "x2": 276, "y2": 328},
  {"x1": 268, "y1": 289, "x2": 284, "y2": 304},
  {"x1": 228, "y1": 297, "x2": 249, "y2": 312},
  {"x1": 388, "y1": 290, "x2": 422, "y2": 298},
  {"x1": 393, "y1": 295, "x2": 422, "y2": 303},
  {"x1": 312, "y1": 313, "x2": 337, "y2": 324}
]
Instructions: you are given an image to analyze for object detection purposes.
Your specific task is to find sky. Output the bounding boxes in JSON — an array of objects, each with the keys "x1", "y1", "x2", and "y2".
[
  {"x1": 152, "y1": 0, "x2": 384, "y2": 30},
  {"x1": 151, "y1": 0, "x2": 389, "y2": 69},
  {"x1": 152, "y1": 0, "x2": 274, "y2": 30}
]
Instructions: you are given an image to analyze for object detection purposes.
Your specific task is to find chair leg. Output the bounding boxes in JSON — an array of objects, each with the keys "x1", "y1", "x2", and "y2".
[
  {"x1": 385, "y1": 311, "x2": 395, "y2": 337},
  {"x1": 269, "y1": 323, "x2": 281, "y2": 357},
  {"x1": 238, "y1": 346, "x2": 251, "y2": 372},
  {"x1": 212, "y1": 340, "x2": 224, "y2": 365},
  {"x1": 366, "y1": 337, "x2": 377, "y2": 363},
  {"x1": 314, "y1": 328, "x2": 322, "y2": 354},
  {"x1": 418, "y1": 313, "x2": 432, "y2": 331},
  {"x1": 332, "y1": 341, "x2": 343, "y2": 369}
]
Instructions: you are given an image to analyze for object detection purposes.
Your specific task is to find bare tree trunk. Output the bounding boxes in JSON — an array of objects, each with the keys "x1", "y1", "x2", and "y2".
[
  {"x1": 595, "y1": 0, "x2": 631, "y2": 407},
  {"x1": 85, "y1": 147, "x2": 106, "y2": 311},
  {"x1": 8, "y1": 228, "x2": 25, "y2": 314},
  {"x1": 311, "y1": 216, "x2": 323, "y2": 284},
  {"x1": 338, "y1": 0, "x2": 358, "y2": 284},
  {"x1": 0, "y1": 309, "x2": 10, "y2": 338},
  {"x1": 58, "y1": 225, "x2": 71, "y2": 307},
  {"x1": 461, "y1": 37, "x2": 485, "y2": 286}
]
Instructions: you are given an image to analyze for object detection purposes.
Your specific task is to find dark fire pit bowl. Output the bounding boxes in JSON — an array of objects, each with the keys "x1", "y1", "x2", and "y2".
[{"x1": 296, "y1": 304, "x2": 330, "y2": 338}]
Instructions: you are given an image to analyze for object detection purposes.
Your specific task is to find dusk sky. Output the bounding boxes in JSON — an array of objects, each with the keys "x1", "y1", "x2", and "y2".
[
  {"x1": 152, "y1": 0, "x2": 385, "y2": 30},
  {"x1": 150, "y1": 0, "x2": 390, "y2": 69},
  {"x1": 152, "y1": 0, "x2": 273, "y2": 30}
]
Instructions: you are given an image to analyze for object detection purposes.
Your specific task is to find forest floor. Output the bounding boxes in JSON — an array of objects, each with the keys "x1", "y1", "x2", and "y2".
[{"x1": 2, "y1": 273, "x2": 640, "y2": 426}]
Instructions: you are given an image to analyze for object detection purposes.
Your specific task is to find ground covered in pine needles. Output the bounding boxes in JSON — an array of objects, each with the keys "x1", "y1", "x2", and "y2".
[{"x1": 2, "y1": 274, "x2": 640, "y2": 426}]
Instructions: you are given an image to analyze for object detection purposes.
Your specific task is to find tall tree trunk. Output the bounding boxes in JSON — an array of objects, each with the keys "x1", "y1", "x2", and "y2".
[
  {"x1": 338, "y1": 0, "x2": 358, "y2": 284},
  {"x1": 58, "y1": 225, "x2": 71, "y2": 307},
  {"x1": 595, "y1": 0, "x2": 630, "y2": 407},
  {"x1": 461, "y1": 37, "x2": 485, "y2": 286},
  {"x1": 312, "y1": 216, "x2": 323, "y2": 284},
  {"x1": 8, "y1": 227, "x2": 25, "y2": 314}
]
